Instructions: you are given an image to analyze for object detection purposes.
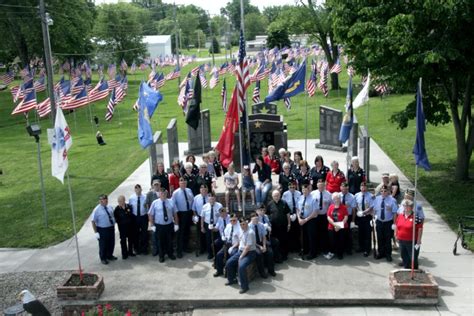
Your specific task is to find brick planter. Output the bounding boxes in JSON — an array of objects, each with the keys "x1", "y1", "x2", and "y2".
[
  {"x1": 57, "y1": 273, "x2": 104, "y2": 301},
  {"x1": 389, "y1": 269, "x2": 438, "y2": 303}
]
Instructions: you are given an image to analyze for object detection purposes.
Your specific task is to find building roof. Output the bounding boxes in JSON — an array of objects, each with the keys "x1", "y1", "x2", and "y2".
[{"x1": 143, "y1": 35, "x2": 171, "y2": 44}]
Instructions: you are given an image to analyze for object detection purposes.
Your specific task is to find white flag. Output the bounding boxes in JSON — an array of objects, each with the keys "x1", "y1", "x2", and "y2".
[
  {"x1": 51, "y1": 107, "x2": 72, "y2": 183},
  {"x1": 353, "y1": 71, "x2": 370, "y2": 109}
]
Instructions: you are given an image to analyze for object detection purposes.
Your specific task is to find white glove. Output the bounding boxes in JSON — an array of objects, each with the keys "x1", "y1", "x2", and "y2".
[
  {"x1": 150, "y1": 226, "x2": 156, "y2": 232},
  {"x1": 357, "y1": 210, "x2": 363, "y2": 217},
  {"x1": 263, "y1": 223, "x2": 269, "y2": 230},
  {"x1": 228, "y1": 246, "x2": 234, "y2": 255},
  {"x1": 174, "y1": 224, "x2": 179, "y2": 232},
  {"x1": 414, "y1": 244, "x2": 421, "y2": 251},
  {"x1": 192, "y1": 215, "x2": 199, "y2": 224},
  {"x1": 370, "y1": 220, "x2": 374, "y2": 227},
  {"x1": 290, "y1": 214, "x2": 297, "y2": 222},
  {"x1": 208, "y1": 224, "x2": 214, "y2": 230},
  {"x1": 221, "y1": 235, "x2": 226, "y2": 241},
  {"x1": 95, "y1": 232, "x2": 100, "y2": 240},
  {"x1": 391, "y1": 224, "x2": 396, "y2": 230},
  {"x1": 350, "y1": 222, "x2": 357, "y2": 229}
]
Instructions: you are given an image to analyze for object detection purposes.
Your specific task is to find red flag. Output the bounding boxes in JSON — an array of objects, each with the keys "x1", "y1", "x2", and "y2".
[{"x1": 215, "y1": 87, "x2": 239, "y2": 168}]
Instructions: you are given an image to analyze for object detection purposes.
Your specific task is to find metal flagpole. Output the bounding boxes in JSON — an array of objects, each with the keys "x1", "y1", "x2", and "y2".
[
  {"x1": 305, "y1": 91, "x2": 308, "y2": 159},
  {"x1": 36, "y1": 139, "x2": 48, "y2": 227},
  {"x1": 66, "y1": 170, "x2": 84, "y2": 281}
]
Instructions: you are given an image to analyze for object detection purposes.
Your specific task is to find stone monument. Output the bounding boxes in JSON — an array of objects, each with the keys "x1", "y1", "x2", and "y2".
[
  {"x1": 148, "y1": 131, "x2": 163, "y2": 178},
  {"x1": 167, "y1": 118, "x2": 179, "y2": 169},
  {"x1": 185, "y1": 109, "x2": 212, "y2": 155},
  {"x1": 316, "y1": 105, "x2": 345, "y2": 152},
  {"x1": 358, "y1": 125, "x2": 370, "y2": 183}
]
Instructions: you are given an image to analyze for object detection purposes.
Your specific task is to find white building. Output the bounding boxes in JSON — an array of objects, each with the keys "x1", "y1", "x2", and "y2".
[
  {"x1": 246, "y1": 35, "x2": 267, "y2": 51},
  {"x1": 143, "y1": 35, "x2": 172, "y2": 57}
]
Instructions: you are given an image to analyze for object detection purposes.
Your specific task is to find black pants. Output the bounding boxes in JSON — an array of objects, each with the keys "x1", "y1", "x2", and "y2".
[
  {"x1": 195, "y1": 216, "x2": 206, "y2": 254},
  {"x1": 302, "y1": 218, "x2": 317, "y2": 257},
  {"x1": 134, "y1": 215, "x2": 149, "y2": 254},
  {"x1": 376, "y1": 220, "x2": 393, "y2": 258},
  {"x1": 329, "y1": 229, "x2": 345, "y2": 258},
  {"x1": 345, "y1": 216, "x2": 353, "y2": 253},
  {"x1": 204, "y1": 224, "x2": 216, "y2": 258},
  {"x1": 399, "y1": 240, "x2": 420, "y2": 269},
  {"x1": 177, "y1": 211, "x2": 193, "y2": 255},
  {"x1": 272, "y1": 223, "x2": 289, "y2": 259},
  {"x1": 270, "y1": 236, "x2": 282, "y2": 262},
  {"x1": 356, "y1": 216, "x2": 372, "y2": 253},
  {"x1": 118, "y1": 223, "x2": 133, "y2": 258},
  {"x1": 155, "y1": 223, "x2": 174, "y2": 259},
  {"x1": 288, "y1": 218, "x2": 301, "y2": 252},
  {"x1": 315, "y1": 214, "x2": 329, "y2": 254},
  {"x1": 256, "y1": 242, "x2": 275, "y2": 275},
  {"x1": 215, "y1": 242, "x2": 235, "y2": 274},
  {"x1": 97, "y1": 226, "x2": 115, "y2": 261}
]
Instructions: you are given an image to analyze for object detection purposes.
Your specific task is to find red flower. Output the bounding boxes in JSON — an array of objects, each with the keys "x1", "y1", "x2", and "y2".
[{"x1": 105, "y1": 304, "x2": 113, "y2": 312}]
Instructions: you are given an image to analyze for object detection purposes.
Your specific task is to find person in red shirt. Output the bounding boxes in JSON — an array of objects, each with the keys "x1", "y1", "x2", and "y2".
[
  {"x1": 326, "y1": 160, "x2": 346, "y2": 193},
  {"x1": 168, "y1": 161, "x2": 181, "y2": 195},
  {"x1": 264, "y1": 145, "x2": 281, "y2": 174},
  {"x1": 396, "y1": 199, "x2": 423, "y2": 269},
  {"x1": 326, "y1": 193, "x2": 348, "y2": 260}
]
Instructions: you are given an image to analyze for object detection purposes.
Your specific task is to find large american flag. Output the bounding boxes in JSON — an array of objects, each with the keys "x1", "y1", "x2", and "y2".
[
  {"x1": 236, "y1": 30, "x2": 250, "y2": 113},
  {"x1": 330, "y1": 58, "x2": 342, "y2": 74},
  {"x1": 62, "y1": 86, "x2": 88, "y2": 110},
  {"x1": 165, "y1": 66, "x2": 181, "y2": 81},
  {"x1": 318, "y1": 65, "x2": 329, "y2": 97},
  {"x1": 11, "y1": 84, "x2": 37, "y2": 115},
  {"x1": 105, "y1": 88, "x2": 117, "y2": 121},
  {"x1": 209, "y1": 67, "x2": 219, "y2": 89},
  {"x1": 37, "y1": 97, "x2": 51, "y2": 118},
  {"x1": 252, "y1": 80, "x2": 261, "y2": 104},
  {"x1": 306, "y1": 69, "x2": 317, "y2": 97},
  {"x1": 89, "y1": 79, "x2": 109, "y2": 103}
]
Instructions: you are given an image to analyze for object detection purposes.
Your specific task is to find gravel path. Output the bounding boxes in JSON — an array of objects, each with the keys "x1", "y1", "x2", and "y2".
[{"x1": 0, "y1": 271, "x2": 71, "y2": 315}]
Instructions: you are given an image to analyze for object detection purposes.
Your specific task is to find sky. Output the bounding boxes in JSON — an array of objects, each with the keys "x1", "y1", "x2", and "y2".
[{"x1": 94, "y1": 0, "x2": 299, "y2": 16}]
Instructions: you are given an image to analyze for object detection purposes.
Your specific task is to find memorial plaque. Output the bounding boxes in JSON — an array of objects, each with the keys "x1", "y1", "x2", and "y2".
[
  {"x1": 316, "y1": 105, "x2": 344, "y2": 151},
  {"x1": 185, "y1": 108, "x2": 212, "y2": 155},
  {"x1": 359, "y1": 125, "x2": 370, "y2": 183},
  {"x1": 167, "y1": 118, "x2": 179, "y2": 168},
  {"x1": 251, "y1": 102, "x2": 277, "y2": 115},
  {"x1": 149, "y1": 131, "x2": 163, "y2": 178}
]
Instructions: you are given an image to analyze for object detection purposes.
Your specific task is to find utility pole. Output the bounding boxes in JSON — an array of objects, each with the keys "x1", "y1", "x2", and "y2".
[
  {"x1": 39, "y1": 0, "x2": 56, "y2": 122},
  {"x1": 173, "y1": 2, "x2": 181, "y2": 86}
]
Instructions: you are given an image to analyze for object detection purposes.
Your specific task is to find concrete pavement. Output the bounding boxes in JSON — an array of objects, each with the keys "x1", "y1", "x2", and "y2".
[{"x1": 0, "y1": 139, "x2": 472, "y2": 315}]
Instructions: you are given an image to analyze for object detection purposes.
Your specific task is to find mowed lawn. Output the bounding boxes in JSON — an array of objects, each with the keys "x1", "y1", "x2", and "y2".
[{"x1": 0, "y1": 62, "x2": 472, "y2": 248}]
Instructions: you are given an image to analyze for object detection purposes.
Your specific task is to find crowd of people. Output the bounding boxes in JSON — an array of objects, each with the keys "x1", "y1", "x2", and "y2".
[{"x1": 91, "y1": 146, "x2": 425, "y2": 294}]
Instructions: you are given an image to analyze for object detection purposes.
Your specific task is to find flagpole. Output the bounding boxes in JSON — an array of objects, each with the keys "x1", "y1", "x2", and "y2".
[
  {"x1": 305, "y1": 91, "x2": 308, "y2": 159},
  {"x1": 366, "y1": 69, "x2": 370, "y2": 132},
  {"x1": 66, "y1": 170, "x2": 84, "y2": 282}
]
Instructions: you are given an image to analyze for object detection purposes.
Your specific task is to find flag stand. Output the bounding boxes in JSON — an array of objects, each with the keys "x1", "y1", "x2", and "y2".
[{"x1": 66, "y1": 170, "x2": 84, "y2": 282}]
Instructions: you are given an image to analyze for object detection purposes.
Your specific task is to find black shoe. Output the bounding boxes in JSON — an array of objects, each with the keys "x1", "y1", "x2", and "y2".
[
  {"x1": 177, "y1": 253, "x2": 183, "y2": 259},
  {"x1": 129, "y1": 253, "x2": 136, "y2": 257},
  {"x1": 386, "y1": 256, "x2": 393, "y2": 262},
  {"x1": 363, "y1": 252, "x2": 369, "y2": 257},
  {"x1": 169, "y1": 254, "x2": 176, "y2": 260},
  {"x1": 207, "y1": 255, "x2": 214, "y2": 260},
  {"x1": 122, "y1": 255, "x2": 128, "y2": 260},
  {"x1": 108, "y1": 256, "x2": 118, "y2": 261},
  {"x1": 159, "y1": 257, "x2": 165, "y2": 263},
  {"x1": 260, "y1": 273, "x2": 268, "y2": 279},
  {"x1": 269, "y1": 271, "x2": 276, "y2": 277},
  {"x1": 101, "y1": 260, "x2": 109, "y2": 265},
  {"x1": 213, "y1": 272, "x2": 223, "y2": 277},
  {"x1": 225, "y1": 280, "x2": 236, "y2": 286},
  {"x1": 239, "y1": 288, "x2": 248, "y2": 294},
  {"x1": 152, "y1": 253, "x2": 158, "y2": 257},
  {"x1": 375, "y1": 254, "x2": 385, "y2": 260},
  {"x1": 305, "y1": 255, "x2": 317, "y2": 260},
  {"x1": 398, "y1": 261, "x2": 404, "y2": 267}
]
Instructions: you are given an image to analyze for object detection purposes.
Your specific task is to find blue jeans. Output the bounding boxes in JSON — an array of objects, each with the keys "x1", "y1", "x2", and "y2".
[
  {"x1": 255, "y1": 181, "x2": 272, "y2": 205},
  {"x1": 226, "y1": 250, "x2": 257, "y2": 290}
]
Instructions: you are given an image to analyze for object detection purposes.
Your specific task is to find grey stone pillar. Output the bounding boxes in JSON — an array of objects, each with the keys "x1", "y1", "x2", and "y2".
[
  {"x1": 167, "y1": 118, "x2": 179, "y2": 168},
  {"x1": 185, "y1": 109, "x2": 212, "y2": 155},
  {"x1": 316, "y1": 105, "x2": 345, "y2": 152},
  {"x1": 358, "y1": 126, "x2": 370, "y2": 183},
  {"x1": 149, "y1": 131, "x2": 163, "y2": 179}
]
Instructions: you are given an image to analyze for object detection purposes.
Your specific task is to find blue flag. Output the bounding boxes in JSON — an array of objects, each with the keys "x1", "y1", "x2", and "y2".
[
  {"x1": 264, "y1": 60, "x2": 306, "y2": 103},
  {"x1": 137, "y1": 82, "x2": 163, "y2": 149},
  {"x1": 339, "y1": 76, "x2": 353, "y2": 143},
  {"x1": 413, "y1": 81, "x2": 431, "y2": 170}
]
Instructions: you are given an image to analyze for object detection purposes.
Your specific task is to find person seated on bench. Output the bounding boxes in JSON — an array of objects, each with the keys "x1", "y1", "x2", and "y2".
[{"x1": 214, "y1": 214, "x2": 241, "y2": 277}]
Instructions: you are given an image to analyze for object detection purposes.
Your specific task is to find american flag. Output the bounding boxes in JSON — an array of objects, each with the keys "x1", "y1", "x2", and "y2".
[
  {"x1": 330, "y1": 58, "x2": 342, "y2": 74},
  {"x1": 191, "y1": 65, "x2": 201, "y2": 77},
  {"x1": 165, "y1": 66, "x2": 180, "y2": 80},
  {"x1": 34, "y1": 75, "x2": 47, "y2": 92},
  {"x1": 10, "y1": 85, "x2": 22, "y2": 102},
  {"x1": 62, "y1": 86, "x2": 88, "y2": 110},
  {"x1": 284, "y1": 97, "x2": 291, "y2": 109},
  {"x1": 250, "y1": 62, "x2": 268, "y2": 83},
  {"x1": 218, "y1": 62, "x2": 228, "y2": 75},
  {"x1": 84, "y1": 77, "x2": 92, "y2": 93},
  {"x1": 178, "y1": 75, "x2": 193, "y2": 112},
  {"x1": 375, "y1": 83, "x2": 389, "y2": 95},
  {"x1": 130, "y1": 62, "x2": 137, "y2": 74},
  {"x1": 120, "y1": 76, "x2": 128, "y2": 91},
  {"x1": 236, "y1": 30, "x2": 250, "y2": 113},
  {"x1": 0, "y1": 71, "x2": 14, "y2": 85},
  {"x1": 120, "y1": 59, "x2": 128, "y2": 72},
  {"x1": 11, "y1": 85, "x2": 37, "y2": 115},
  {"x1": 227, "y1": 60, "x2": 236, "y2": 74},
  {"x1": 108, "y1": 64, "x2": 116, "y2": 78},
  {"x1": 71, "y1": 76, "x2": 84, "y2": 95},
  {"x1": 89, "y1": 79, "x2": 109, "y2": 103},
  {"x1": 318, "y1": 66, "x2": 329, "y2": 97},
  {"x1": 115, "y1": 83, "x2": 126, "y2": 102},
  {"x1": 209, "y1": 67, "x2": 219, "y2": 89},
  {"x1": 221, "y1": 78, "x2": 227, "y2": 112},
  {"x1": 108, "y1": 75, "x2": 121, "y2": 91},
  {"x1": 252, "y1": 80, "x2": 261, "y2": 104},
  {"x1": 37, "y1": 97, "x2": 51, "y2": 118},
  {"x1": 347, "y1": 65, "x2": 355, "y2": 77},
  {"x1": 105, "y1": 88, "x2": 117, "y2": 121},
  {"x1": 306, "y1": 69, "x2": 317, "y2": 97},
  {"x1": 155, "y1": 73, "x2": 165, "y2": 89},
  {"x1": 199, "y1": 69, "x2": 208, "y2": 88}
]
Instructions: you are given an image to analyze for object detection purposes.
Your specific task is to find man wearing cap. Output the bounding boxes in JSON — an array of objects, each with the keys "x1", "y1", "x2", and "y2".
[
  {"x1": 91, "y1": 194, "x2": 117, "y2": 265},
  {"x1": 339, "y1": 182, "x2": 357, "y2": 255},
  {"x1": 374, "y1": 173, "x2": 390, "y2": 196},
  {"x1": 172, "y1": 178, "x2": 195, "y2": 258},
  {"x1": 311, "y1": 179, "x2": 332, "y2": 256},
  {"x1": 193, "y1": 184, "x2": 210, "y2": 255},
  {"x1": 282, "y1": 181, "x2": 302, "y2": 253},
  {"x1": 201, "y1": 193, "x2": 223, "y2": 259},
  {"x1": 146, "y1": 179, "x2": 161, "y2": 209},
  {"x1": 371, "y1": 185, "x2": 398, "y2": 261},
  {"x1": 129, "y1": 184, "x2": 148, "y2": 255},
  {"x1": 354, "y1": 182, "x2": 374, "y2": 256},
  {"x1": 148, "y1": 188, "x2": 178, "y2": 262}
]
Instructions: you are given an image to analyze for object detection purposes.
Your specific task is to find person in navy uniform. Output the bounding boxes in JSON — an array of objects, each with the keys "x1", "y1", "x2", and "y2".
[
  {"x1": 201, "y1": 192, "x2": 223, "y2": 259},
  {"x1": 249, "y1": 212, "x2": 276, "y2": 277},
  {"x1": 151, "y1": 162, "x2": 169, "y2": 192},
  {"x1": 196, "y1": 163, "x2": 215, "y2": 193},
  {"x1": 114, "y1": 195, "x2": 134, "y2": 259},
  {"x1": 91, "y1": 194, "x2": 117, "y2": 265},
  {"x1": 354, "y1": 182, "x2": 374, "y2": 256},
  {"x1": 214, "y1": 207, "x2": 231, "y2": 254},
  {"x1": 180, "y1": 154, "x2": 199, "y2": 175},
  {"x1": 296, "y1": 160, "x2": 311, "y2": 191},
  {"x1": 297, "y1": 184, "x2": 318, "y2": 260},
  {"x1": 339, "y1": 182, "x2": 356, "y2": 254},
  {"x1": 278, "y1": 162, "x2": 297, "y2": 193},
  {"x1": 266, "y1": 190, "x2": 291, "y2": 261},
  {"x1": 183, "y1": 162, "x2": 199, "y2": 195},
  {"x1": 311, "y1": 179, "x2": 332, "y2": 256},
  {"x1": 148, "y1": 188, "x2": 179, "y2": 262},
  {"x1": 371, "y1": 185, "x2": 398, "y2": 262},
  {"x1": 172, "y1": 178, "x2": 194, "y2": 258},
  {"x1": 347, "y1": 156, "x2": 366, "y2": 195},
  {"x1": 282, "y1": 181, "x2": 302, "y2": 253},
  {"x1": 310, "y1": 155, "x2": 330, "y2": 191},
  {"x1": 130, "y1": 184, "x2": 149, "y2": 255},
  {"x1": 225, "y1": 217, "x2": 257, "y2": 294},
  {"x1": 214, "y1": 214, "x2": 241, "y2": 277},
  {"x1": 193, "y1": 184, "x2": 210, "y2": 255}
]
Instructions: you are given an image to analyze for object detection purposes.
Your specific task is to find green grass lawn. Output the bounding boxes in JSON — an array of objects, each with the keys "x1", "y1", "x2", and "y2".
[{"x1": 0, "y1": 63, "x2": 472, "y2": 248}]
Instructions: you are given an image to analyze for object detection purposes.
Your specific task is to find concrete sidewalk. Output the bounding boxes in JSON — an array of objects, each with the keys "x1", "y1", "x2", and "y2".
[{"x1": 0, "y1": 139, "x2": 472, "y2": 315}]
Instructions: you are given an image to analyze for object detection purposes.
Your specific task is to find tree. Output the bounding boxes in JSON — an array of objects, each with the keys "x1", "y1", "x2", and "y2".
[
  {"x1": 221, "y1": 0, "x2": 259, "y2": 31},
  {"x1": 93, "y1": 3, "x2": 148, "y2": 64},
  {"x1": 209, "y1": 37, "x2": 220, "y2": 54},
  {"x1": 177, "y1": 11, "x2": 200, "y2": 48},
  {"x1": 329, "y1": 0, "x2": 473, "y2": 180},
  {"x1": 244, "y1": 13, "x2": 268, "y2": 41},
  {"x1": 298, "y1": 1, "x2": 340, "y2": 90},
  {"x1": 266, "y1": 24, "x2": 291, "y2": 49}
]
